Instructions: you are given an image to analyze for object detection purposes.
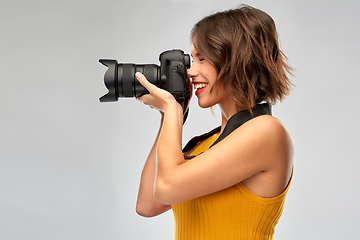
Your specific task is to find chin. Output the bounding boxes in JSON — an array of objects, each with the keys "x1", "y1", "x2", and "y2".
[{"x1": 197, "y1": 99, "x2": 215, "y2": 109}]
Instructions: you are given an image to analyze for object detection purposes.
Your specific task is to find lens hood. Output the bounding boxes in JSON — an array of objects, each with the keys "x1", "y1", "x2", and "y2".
[{"x1": 99, "y1": 59, "x2": 118, "y2": 102}]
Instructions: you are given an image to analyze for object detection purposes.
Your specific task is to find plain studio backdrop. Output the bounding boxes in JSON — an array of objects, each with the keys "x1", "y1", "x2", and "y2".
[{"x1": 1, "y1": 0, "x2": 359, "y2": 239}]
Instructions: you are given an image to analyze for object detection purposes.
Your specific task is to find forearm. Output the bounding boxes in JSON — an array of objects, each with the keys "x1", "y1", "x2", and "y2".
[
  {"x1": 136, "y1": 115, "x2": 171, "y2": 217},
  {"x1": 134, "y1": 72, "x2": 187, "y2": 205},
  {"x1": 154, "y1": 101, "x2": 185, "y2": 203},
  {"x1": 158, "y1": 102, "x2": 184, "y2": 165}
]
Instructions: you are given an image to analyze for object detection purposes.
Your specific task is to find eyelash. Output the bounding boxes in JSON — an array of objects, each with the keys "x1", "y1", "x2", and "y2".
[
  {"x1": 191, "y1": 58, "x2": 205, "y2": 63},
  {"x1": 191, "y1": 55, "x2": 205, "y2": 63}
]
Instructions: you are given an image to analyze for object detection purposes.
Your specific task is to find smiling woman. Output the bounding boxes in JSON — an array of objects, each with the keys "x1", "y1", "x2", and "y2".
[
  {"x1": 189, "y1": 46, "x2": 223, "y2": 109},
  {"x1": 190, "y1": 5, "x2": 293, "y2": 113},
  {"x1": 135, "y1": 4, "x2": 294, "y2": 240}
]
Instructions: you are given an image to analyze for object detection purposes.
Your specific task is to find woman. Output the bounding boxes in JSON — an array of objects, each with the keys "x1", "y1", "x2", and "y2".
[{"x1": 135, "y1": 5, "x2": 294, "y2": 240}]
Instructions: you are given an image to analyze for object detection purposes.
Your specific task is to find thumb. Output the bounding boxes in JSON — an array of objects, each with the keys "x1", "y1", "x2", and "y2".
[{"x1": 136, "y1": 72, "x2": 155, "y2": 93}]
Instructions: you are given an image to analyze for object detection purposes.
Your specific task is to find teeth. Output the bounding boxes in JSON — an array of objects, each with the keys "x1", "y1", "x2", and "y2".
[{"x1": 194, "y1": 83, "x2": 208, "y2": 90}]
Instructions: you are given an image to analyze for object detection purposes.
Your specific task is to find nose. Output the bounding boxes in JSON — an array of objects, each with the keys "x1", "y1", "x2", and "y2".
[{"x1": 187, "y1": 64, "x2": 198, "y2": 80}]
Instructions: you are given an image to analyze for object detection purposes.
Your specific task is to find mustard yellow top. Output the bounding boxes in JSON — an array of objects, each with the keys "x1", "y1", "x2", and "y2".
[{"x1": 172, "y1": 133, "x2": 292, "y2": 240}]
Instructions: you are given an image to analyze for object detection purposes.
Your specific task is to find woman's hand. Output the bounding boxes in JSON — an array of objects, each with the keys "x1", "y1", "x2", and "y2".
[{"x1": 136, "y1": 72, "x2": 179, "y2": 113}]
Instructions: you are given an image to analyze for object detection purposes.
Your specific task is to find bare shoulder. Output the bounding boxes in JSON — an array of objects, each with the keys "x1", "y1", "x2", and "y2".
[
  {"x1": 236, "y1": 115, "x2": 294, "y2": 197},
  {"x1": 218, "y1": 114, "x2": 294, "y2": 169},
  {"x1": 242, "y1": 114, "x2": 294, "y2": 162},
  {"x1": 240, "y1": 115, "x2": 292, "y2": 147}
]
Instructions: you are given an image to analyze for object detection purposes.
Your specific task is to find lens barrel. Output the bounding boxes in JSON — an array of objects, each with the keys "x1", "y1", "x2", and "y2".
[{"x1": 99, "y1": 60, "x2": 160, "y2": 102}]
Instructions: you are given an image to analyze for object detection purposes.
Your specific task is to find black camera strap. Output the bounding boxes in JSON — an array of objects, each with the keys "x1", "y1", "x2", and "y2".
[{"x1": 182, "y1": 103, "x2": 272, "y2": 159}]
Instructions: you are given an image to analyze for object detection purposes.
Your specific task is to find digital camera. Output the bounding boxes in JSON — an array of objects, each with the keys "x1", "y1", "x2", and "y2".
[{"x1": 99, "y1": 49, "x2": 191, "y2": 103}]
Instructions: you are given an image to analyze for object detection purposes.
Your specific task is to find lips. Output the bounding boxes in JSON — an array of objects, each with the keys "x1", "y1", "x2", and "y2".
[{"x1": 193, "y1": 82, "x2": 208, "y2": 96}]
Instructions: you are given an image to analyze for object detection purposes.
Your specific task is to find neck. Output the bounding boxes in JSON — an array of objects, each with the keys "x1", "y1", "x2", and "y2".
[{"x1": 219, "y1": 102, "x2": 240, "y2": 134}]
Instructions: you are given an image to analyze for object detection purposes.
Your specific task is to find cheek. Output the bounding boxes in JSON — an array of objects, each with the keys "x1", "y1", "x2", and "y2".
[{"x1": 205, "y1": 69, "x2": 219, "y2": 85}]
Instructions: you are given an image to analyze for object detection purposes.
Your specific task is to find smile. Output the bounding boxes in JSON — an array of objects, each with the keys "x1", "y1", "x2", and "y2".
[
  {"x1": 193, "y1": 83, "x2": 208, "y2": 96},
  {"x1": 194, "y1": 83, "x2": 208, "y2": 90}
]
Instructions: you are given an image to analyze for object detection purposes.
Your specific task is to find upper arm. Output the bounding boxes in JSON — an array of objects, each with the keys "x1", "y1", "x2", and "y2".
[{"x1": 155, "y1": 115, "x2": 293, "y2": 205}]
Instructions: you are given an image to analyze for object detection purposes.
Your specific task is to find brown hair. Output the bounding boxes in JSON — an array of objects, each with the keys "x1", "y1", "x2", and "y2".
[{"x1": 191, "y1": 5, "x2": 293, "y2": 112}]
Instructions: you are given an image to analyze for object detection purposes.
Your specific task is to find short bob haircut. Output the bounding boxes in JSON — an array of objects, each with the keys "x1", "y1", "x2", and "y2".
[{"x1": 191, "y1": 5, "x2": 293, "y2": 112}]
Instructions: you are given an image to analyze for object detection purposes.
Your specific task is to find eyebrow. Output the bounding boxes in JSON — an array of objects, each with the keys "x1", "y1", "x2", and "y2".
[{"x1": 191, "y1": 52, "x2": 201, "y2": 58}]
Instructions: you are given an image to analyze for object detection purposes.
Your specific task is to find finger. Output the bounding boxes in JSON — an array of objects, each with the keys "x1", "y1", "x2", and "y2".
[
  {"x1": 135, "y1": 72, "x2": 155, "y2": 93},
  {"x1": 137, "y1": 94, "x2": 150, "y2": 105},
  {"x1": 137, "y1": 91, "x2": 156, "y2": 106},
  {"x1": 136, "y1": 97, "x2": 144, "y2": 104}
]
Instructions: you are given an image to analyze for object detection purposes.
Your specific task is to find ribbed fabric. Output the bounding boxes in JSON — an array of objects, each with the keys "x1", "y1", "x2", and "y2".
[
  {"x1": 172, "y1": 133, "x2": 291, "y2": 240},
  {"x1": 187, "y1": 133, "x2": 220, "y2": 157}
]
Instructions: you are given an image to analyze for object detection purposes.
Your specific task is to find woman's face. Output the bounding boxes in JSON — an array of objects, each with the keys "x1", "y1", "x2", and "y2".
[{"x1": 188, "y1": 45, "x2": 226, "y2": 109}]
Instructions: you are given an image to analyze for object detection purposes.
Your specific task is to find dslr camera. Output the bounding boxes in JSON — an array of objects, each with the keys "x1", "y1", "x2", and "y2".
[{"x1": 99, "y1": 49, "x2": 191, "y2": 104}]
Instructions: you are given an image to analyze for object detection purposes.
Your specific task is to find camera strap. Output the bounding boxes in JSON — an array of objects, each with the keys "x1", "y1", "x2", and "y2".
[{"x1": 182, "y1": 103, "x2": 272, "y2": 159}]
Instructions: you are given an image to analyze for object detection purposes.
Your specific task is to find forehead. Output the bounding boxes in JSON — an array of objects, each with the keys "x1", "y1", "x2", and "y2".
[{"x1": 190, "y1": 44, "x2": 201, "y2": 57}]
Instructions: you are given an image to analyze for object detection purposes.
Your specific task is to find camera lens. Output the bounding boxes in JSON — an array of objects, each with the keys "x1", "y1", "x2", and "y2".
[
  {"x1": 100, "y1": 49, "x2": 191, "y2": 103},
  {"x1": 99, "y1": 60, "x2": 160, "y2": 102}
]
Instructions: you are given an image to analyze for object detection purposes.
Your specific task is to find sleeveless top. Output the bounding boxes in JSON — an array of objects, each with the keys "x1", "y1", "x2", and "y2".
[{"x1": 171, "y1": 103, "x2": 292, "y2": 240}]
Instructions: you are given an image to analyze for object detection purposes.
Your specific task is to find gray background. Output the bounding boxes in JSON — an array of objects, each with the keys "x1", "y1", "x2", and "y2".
[{"x1": 1, "y1": 0, "x2": 359, "y2": 239}]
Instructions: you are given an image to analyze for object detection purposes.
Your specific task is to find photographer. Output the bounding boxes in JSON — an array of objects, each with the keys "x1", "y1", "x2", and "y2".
[{"x1": 135, "y1": 5, "x2": 294, "y2": 240}]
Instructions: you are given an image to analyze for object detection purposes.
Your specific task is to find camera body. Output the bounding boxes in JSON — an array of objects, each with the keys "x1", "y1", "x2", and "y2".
[{"x1": 99, "y1": 49, "x2": 191, "y2": 103}]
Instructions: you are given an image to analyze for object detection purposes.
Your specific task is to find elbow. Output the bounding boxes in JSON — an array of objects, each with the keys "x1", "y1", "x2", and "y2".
[
  {"x1": 135, "y1": 202, "x2": 159, "y2": 218},
  {"x1": 136, "y1": 207, "x2": 155, "y2": 218},
  {"x1": 135, "y1": 196, "x2": 171, "y2": 218}
]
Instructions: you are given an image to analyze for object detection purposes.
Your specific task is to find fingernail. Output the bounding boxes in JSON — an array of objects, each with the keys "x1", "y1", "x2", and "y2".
[{"x1": 135, "y1": 72, "x2": 142, "y2": 79}]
